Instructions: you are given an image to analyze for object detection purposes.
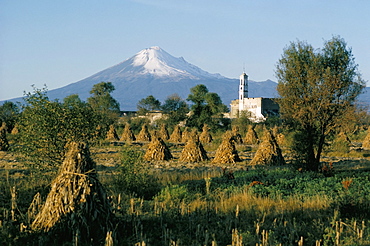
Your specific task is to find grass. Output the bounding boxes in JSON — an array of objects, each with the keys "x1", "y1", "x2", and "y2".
[{"x1": 2, "y1": 135, "x2": 370, "y2": 245}]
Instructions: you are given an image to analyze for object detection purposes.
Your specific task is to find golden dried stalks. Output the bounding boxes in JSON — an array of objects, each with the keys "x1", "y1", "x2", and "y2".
[
  {"x1": 120, "y1": 123, "x2": 136, "y2": 141},
  {"x1": 31, "y1": 142, "x2": 113, "y2": 242},
  {"x1": 249, "y1": 128, "x2": 285, "y2": 166},
  {"x1": 144, "y1": 132, "x2": 173, "y2": 161},
  {"x1": 169, "y1": 125, "x2": 182, "y2": 143},
  {"x1": 137, "y1": 124, "x2": 151, "y2": 142},
  {"x1": 213, "y1": 131, "x2": 241, "y2": 164}
]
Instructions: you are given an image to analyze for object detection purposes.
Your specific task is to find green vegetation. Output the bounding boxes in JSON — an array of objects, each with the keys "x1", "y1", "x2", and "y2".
[
  {"x1": 87, "y1": 81, "x2": 120, "y2": 127},
  {"x1": 17, "y1": 87, "x2": 101, "y2": 169},
  {"x1": 2, "y1": 143, "x2": 370, "y2": 245},
  {"x1": 137, "y1": 95, "x2": 162, "y2": 115},
  {"x1": 160, "y1": 94, "x2": 189, "y2": 130},
  {"x1": 0, "y1": 101, "x2": 20, "y2": 133},
  {"x1": 1, "y1": 37, "x2": 369, "y2": 245},
  {"x1": 276, "y1": 36, "x2": 365, "y2": 171},
  {"x1": 186, "y1": 84, "x2": 229, "y2": 131}
]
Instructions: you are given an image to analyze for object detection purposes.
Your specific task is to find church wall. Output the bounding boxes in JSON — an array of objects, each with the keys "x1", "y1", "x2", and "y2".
[
  {"x1": 241, "y1": 97, "x2": 265, "y2": 122},
  {"x1": 228, "y1": 73, "x2": 280, "y2": 121},
  {"x1": 230, "y1": 99, "x2": 239, "y2": 118}
]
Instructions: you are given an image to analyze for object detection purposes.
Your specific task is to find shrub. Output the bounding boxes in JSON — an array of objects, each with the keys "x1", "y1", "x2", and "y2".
[
  {"x1": 17, "y1": 88, "x2": 101, "y2": 169},
  {"x1": 113, "y1": 146, "x2": 161, "y2": 199}
]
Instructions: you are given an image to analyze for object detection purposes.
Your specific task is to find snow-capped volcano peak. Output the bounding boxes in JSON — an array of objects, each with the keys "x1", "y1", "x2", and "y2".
[
  {"x1": 128, "y1": 46, "x2": 224, "y2": 79},
  {"x1": 87, "y1": 46, "x2": 225, "y2": 83}
]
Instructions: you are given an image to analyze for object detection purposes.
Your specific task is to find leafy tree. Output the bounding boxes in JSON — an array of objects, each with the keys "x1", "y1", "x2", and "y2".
[
  {"x1": 187, "y1": 84, "x2": 208, "y2": 105},
  {"x1": 186, "y1": 84, "x2": 228, "y2": 130},
  {"x1": 160, "y1": 94, "x2": 189, "y2": 128},
  {"x1": 205, "y1": 92, "x2": 228, "y2": 115},
  {"x1": 87, "y1": 82, "x2": 120, "y2": 127},
  {"x1": 276, "y1": 36, "x2": 365, "y2": 171},
  {"x1": 63, "y1": 94, "x2": 84, "y2": 108},
  {"x1": 0, "y1": 101, "x2": 20, "y2": 133},
  {"x1": 137, "y1": 95, "x2": 161, "y2": 115},
  {"x1": 17, "y1": 87, "x2": 100, "y2": 169}
]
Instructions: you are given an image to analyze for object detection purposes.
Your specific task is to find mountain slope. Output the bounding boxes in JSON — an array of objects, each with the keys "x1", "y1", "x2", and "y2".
[
  {"x1": 42, "y1": 46, "x2": 278, "y2": 110},
  {"x1": 10, "y1": 46, "x2": 359, "y2": 110}
]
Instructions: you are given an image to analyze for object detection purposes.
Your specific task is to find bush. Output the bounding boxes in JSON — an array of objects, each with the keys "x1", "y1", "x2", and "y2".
[
  {"x1": 17, "y1": 88, "x2": 101, "y2": 169},
  {"x1": 113, "y1": 146, "x2": 161, "y2": 199}
]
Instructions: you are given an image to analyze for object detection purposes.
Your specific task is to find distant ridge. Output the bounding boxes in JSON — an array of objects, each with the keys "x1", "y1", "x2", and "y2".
[
  {"x1": 5, "y1": 46, "x2": 367, "y2": 110},
  {"x1": 7, "y1": 46, "x2": 278, "y2": 110}
]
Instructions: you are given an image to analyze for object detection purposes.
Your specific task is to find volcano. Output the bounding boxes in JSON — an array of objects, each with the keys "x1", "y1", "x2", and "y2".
[{"x1": 8, "y1": 46, "x2": 280, "y2": 110}]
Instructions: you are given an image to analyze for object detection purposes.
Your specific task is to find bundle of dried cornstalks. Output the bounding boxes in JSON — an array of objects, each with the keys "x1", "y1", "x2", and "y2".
[
  {"x1": 244, "y1": 125, "x2": 259, "y2": 145},
  {"x1": 199, "y1": 124, "x2": 212, "y2": 143},
  {"x1": 179, "y1": 133, "x2": 208, "y2": 163},
  {"x1": 137, "y1": 124, "x2": 151, "y2": 142},
  {"x1": 181, "y1": 127, "x2": 191, "y2": 142},
  {"x1": 159, "y1": 124, "x2": 170, "y2": 141},
  {"x1": 249, "y1": 128, "x2": 285, "y2": 166},
  {"x1": 232, "y1": 126, "x2": 243, "y2": 144},
  {"x1": 212, "y1": 131, "x2": 240, "y2": 164},
  {"x1": 169, "y1": 125, "x2": 182, "y2": 143},
  {"x1": 31, "y1": 142, "x2": 113, "y2": 243},
  {"x1": 190, "y1": 128, "x2": 199, "y2": 140},
  {"x1": 120, "y1": 123, "x2": 136, "y2": 142},
  {"x1": 106, "y1": 124, "x2": 119, "y2": 141},
  {"x1": 144, "y1": 132, "x2": 172, "y2": 161},
  {"x1": 0, "y1": 122, "x2": 9, "y2": 151},
  {"x1": 272, "y1": 125, "x2": 286, "y2": 147},
  {"x1": 362, "y1": 128, "x2": 370, "y2": 149}
]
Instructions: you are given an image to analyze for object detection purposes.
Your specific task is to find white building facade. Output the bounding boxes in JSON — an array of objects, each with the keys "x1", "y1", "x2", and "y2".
[{"x1": 230, "y1": 73, "x2": 279, "y2": 122}]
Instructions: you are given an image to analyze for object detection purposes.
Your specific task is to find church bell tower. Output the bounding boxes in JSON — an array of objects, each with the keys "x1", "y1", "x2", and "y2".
[{"x1": 239, "y1": 72, "x2": 248, "y2": 112}]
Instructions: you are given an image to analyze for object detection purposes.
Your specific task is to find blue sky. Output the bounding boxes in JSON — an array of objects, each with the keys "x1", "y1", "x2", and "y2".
[{"x1": 1, "y1": 0, "x2": 369, "y2": 101}]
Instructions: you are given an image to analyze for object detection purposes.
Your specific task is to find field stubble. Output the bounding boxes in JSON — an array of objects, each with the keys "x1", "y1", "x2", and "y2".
[{"x1": 1, "y1": 140, "x2": 370, "y2": 245}]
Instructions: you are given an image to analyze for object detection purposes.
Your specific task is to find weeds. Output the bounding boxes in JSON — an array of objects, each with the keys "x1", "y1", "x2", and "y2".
[{"x1": 2, "y1": 144, "x2": 370, "y2": 245}]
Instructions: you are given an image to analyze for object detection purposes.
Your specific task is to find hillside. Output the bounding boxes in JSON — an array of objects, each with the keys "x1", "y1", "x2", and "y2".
[{"x1": 1, "y1": 47, "x2": 278, "y2": 110}]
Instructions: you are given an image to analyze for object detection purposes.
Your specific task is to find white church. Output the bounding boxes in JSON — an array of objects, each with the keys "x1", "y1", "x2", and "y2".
[{"x1": 229, "y1": 73, "x2": 279, "y2": 122}]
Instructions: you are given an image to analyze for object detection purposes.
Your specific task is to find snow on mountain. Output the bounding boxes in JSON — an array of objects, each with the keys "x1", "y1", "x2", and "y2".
[
  {"x1": 131, "y1": 46, "x2": 224, "y2": 79},
  {"x1": 87, "y1": 46, "x2": 225, "y2": 82},
  {"x1": 1, "y1": 46, "x2": 280, "y2": 111}
]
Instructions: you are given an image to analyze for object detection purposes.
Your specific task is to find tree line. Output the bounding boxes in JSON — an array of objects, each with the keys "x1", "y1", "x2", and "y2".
[
  {"x1": 0, "y1": 82, "x2": 230, "y2": 168},
  {"x1": 0, "y1": 36, "x2": 366, "y2": 172}
]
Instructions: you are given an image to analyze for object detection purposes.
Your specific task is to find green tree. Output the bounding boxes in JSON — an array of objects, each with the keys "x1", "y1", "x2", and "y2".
[
  {"x1": 87, "y1": 82, "x2": 120, "y2": 127},
  {"x1": 137, "y1": 95, "x2": 161, "y2": 115},
  {"x1": 18, "y1": 87, "x2": 100, "y2": 169},
  {"x1": 161, "y1": 94, "x2": 189, "y2": 128},
  {"x1": 0, "y1": 101, "x2": 20, "y2": 133},
  {"x1": 186, "y1": 84, "x2": 228, "y2": 130},
  {"x1": 276, "y1": 36, "x2": 365, "y2": 171},
  {"x1": 63, "y1": 94, "x2": 84, "y2": 108}
]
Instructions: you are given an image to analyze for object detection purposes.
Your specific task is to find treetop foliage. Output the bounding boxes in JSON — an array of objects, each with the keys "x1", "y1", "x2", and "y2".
[
  {"x1": 17, "y1": 86, "x2": 113, "y2": 169},
  {"x1": 276, "y1": 36, "x2": 365, "y2": 170},
  {"x1": 137, "y1": 95, "x2": 162, "y2": 115},
  {"x1": 160, "y1": 94, "x2": 189, "y2": 129},
  {"x1": 87, "y1": 82, "x2": 120, "y2": 114},
  {"x1": 186, "y1": 84, "x2": 229, "y2": 130}
]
